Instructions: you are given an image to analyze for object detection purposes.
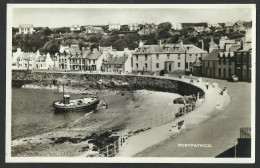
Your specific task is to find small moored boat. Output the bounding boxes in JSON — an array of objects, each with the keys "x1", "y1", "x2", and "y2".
[{"x1": 52, "y1": 84, "x2": 100, "y2": 112}]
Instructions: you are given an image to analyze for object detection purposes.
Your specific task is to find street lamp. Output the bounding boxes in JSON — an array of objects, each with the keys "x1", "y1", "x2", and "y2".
[{"x1": 234, "y1": 139, "x2": 238, "y2": 158}]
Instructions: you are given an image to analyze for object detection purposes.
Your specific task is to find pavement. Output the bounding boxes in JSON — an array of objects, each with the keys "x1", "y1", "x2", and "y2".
[
  {"x1": 117, "y1": 76, "x2": 229, "y2": 157},
  {"x1": 135, "y1": 76, "x2": 251, "y2": 157}
]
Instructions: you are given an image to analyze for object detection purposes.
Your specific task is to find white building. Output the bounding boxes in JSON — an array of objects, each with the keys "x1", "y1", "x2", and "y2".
[
  {"x1": 132, "y1": 41, "x2": 207, "y2": 74},
  {"x1": 219, "y1": 36, "x2": 236, "y2": 50},
  {"x1": 243, "y1": 28, "x2": 252, "y2": 49},
  {"x1": 208, "y1": 23, "x2": 222, "y2": 28},
  {"x1": 17, "y1": 24, "x2": 34, "y2": 34},
  {"x1": 128, "y1": 23, "x2": 139, "y2": 31},
  {"x1": 16, "y1": 50, "x2": 55, "y2": 70},
  {"x1": 85, "y1": 26, "x2": 104, "y2": 34},
  {"x1": 12, "y1": 48, "x2": 24, "y2": 67},
  {"x1": 172, "y1": 22, "x2": 182, "y2": 30},
  {"x1": 194, "y1": 26, "x2": 205, "y2": 33},
  {"x1": 70, "y1": 25, "x2": 81, "y2": 31},
  {"x1": 108, "y1": 23, "x2": 121, "y2": 31},
  {"x1": 208, "y1": 38, "x2": 218, "y2": 53}
]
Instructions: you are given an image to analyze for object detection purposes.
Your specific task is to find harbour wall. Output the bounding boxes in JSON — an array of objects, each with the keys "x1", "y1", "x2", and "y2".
[{"x1": 12, "y1": 70, "x2": 204, "y2": 96}]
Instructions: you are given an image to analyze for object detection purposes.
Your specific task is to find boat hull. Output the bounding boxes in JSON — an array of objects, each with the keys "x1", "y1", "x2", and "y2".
[{"x1": 52, "y1": 99, "x2": 100, "y2": 112}]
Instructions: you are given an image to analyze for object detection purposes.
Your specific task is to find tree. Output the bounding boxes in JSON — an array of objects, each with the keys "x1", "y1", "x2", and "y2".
[
  {"x1": 41, "y1": 39, "x2": 62, "y2": 55},
  {"x1": 158, "y1": 22, "x2": 172, "y2": 31},
  {"x1": 141, "y1": 33, "x2": 159, "y2": 45}
]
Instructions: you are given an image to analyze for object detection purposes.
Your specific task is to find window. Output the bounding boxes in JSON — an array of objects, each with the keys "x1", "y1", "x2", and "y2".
[
  {"x1": 189, "y1": 62, "x2": 192, "y2": 67},
  {"x1": 178, "y1": 54, "x2": 180, "y2": 59},
  {"x1": 249, "y1": 53, "x2": 252, "y2": 65},
  {"x1": 208, "y1": 61, "x2": 210, "y2": 67},
  {"x1": 243, "y1": 54, "x2": 247, "y2": 64},
  {"x1": 136, "y1": 55, "x2": 138, "y2": 61},
  {"x1": 218, "y1": 68, "x2": 221, "y2": 78},
  {"x1": 167, "y1": 54, "x2": 170, "y2": 59},
  {"x1": 213, "y1": 62, "x2": 215, "y2": 68},
  {"x1": 237, "y1": 53, "x2": 241, "y2": 64},
  {"x1": 89, "y1": 60, "x2": 91, "y2": 64},
  {"x1": 136, "y1": 63, "x2": 138, "y2": 68},
  {"x1": 145, "y1": 55, "x2": 148, "y2": 61},
  {"x1": 156, "y1": 54, "x2": 159, "y2": 60},
  {"x1": 178, "y1": 62, "x2": 181, "y2": 67},
  {"x1": 93, "y1": 60, "x2": 95, "y2": 64},
  {"x1": 156, "y1": 63, "x2": 159, "y2": 68},
  {"x1": 145, "y1": 63, "x2": 148, "y2": 69}
]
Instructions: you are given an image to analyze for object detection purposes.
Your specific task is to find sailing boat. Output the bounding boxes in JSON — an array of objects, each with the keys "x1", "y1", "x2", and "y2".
[{"x1": 52, "y1": 84, "x2": 100, "y2": 112}]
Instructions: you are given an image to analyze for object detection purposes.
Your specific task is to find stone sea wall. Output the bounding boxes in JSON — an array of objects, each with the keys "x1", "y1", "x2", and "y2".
[{"x1": 12, "y1": 70, "x2": 203, "y2": 96}]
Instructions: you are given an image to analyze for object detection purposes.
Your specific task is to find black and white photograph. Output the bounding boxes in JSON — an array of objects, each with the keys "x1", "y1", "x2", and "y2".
[{"x1": 5, "y1": 4, "x2": 255, "y2": 163}]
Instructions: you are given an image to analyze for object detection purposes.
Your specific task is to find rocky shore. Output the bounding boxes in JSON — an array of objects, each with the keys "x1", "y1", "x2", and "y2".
[{"x1": 11, "y1": 70, "x2": 205, "y2": 157}]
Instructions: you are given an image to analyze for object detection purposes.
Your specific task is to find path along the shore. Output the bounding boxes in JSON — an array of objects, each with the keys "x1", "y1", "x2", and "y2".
[
  {"x1": 117, "y1": 76, "x2": 231, "y2": 157},
  {"x1": 134, "y1": 76, "x2": 251, "y2": 157}
]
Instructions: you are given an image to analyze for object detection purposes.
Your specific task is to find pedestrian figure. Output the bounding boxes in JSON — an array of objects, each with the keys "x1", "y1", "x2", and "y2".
[
  {"x1": 190, "y1": 79, "x2": 193, "y2": 84},
  {"x1": 142, "y1": 67, "x2": 144, "y2": 75},
  {"x1": 205, "y1": 81, "x2": 209, "y2": 90}
]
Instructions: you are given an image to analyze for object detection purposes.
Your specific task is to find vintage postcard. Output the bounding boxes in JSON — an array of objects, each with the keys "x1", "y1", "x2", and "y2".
[{"x1": 6, "y1": 4, "x2": 255, "y2": 163}]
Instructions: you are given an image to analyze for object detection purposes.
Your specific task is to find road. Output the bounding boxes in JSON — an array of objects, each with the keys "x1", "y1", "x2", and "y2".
[{"x1": 136, "y1": 78, "x2": 252, "y2": 157}]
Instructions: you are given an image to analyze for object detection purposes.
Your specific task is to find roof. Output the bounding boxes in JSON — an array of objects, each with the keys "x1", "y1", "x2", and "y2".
[
  {"x1": 225, "y1": 22, "x2": 234, "y2": 27},
  {"x1": 234, "y1": 22, "x2": 245, "y2": 27},
  {"x1": 18, "y1": 53, "x2": 36, "y2": 59},
  {"x1": 191, "y1": 60, "x2": 202, "y2": 67},
  {"x1": 134, "y1": 43, "x2": 207, "y2": 55},
  {"x1": 240, "y1": 43, "x2": 252, "y2": 52},
  {"x1": 69, "y1": 45, "x2": 81, "y2": 55},
  {"x1": 228, "y1": 45, "x2": 241, "y2": 52},
  {"x1": 71, "y1": 24, "x2": 80, "y2": 28},
  {"x1": 106, "y1": 56, "x2": 128, "y2": 65},
  {"x1": 19, "y1": 24, "x2": 33, "y2": 28},
  {"x1": 203, "y1": 49, "x2": 224, "y2": 61},
  {"x1": 134, "y1": 44, "x2": 187, "y2": 54},
  {"x1": 87, "y1": 51, "x2": 102, "y2": 60}
]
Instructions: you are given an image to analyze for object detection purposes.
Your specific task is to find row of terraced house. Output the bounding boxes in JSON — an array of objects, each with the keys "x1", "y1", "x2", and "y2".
[{"x1": 202, "y1": 29, "x2": 252, "y2": 82}]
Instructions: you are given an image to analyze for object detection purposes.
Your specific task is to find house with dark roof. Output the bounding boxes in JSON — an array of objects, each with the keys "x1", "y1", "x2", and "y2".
[
  {"x1": 202, "y1": 48, "x2": 239, "y2": 80},
  {"x1": 234, "y1": 44, "x2": 252, "y2": 82},
  {"x1": 103, "y1": 48, "x2": 134, "y2": 73},
  {"x1": 57, "y1": 45, "x2": 104, "y2": 71},
  {"x1": 85, "y1": 49, "x2": 103, "y2": 71}
]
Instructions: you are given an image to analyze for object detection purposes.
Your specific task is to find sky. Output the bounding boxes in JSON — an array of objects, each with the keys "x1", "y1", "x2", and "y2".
[{"x1": 12, "y1": 6, "x2": 253, "y2": 28}]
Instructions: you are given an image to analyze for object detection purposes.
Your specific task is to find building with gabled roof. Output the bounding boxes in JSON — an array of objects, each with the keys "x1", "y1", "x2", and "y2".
[
  {"x1": 132, "y1": 41, "x2": 208, "y2": 74},
  {"x1": 103, "y1": 48, "x2": 134, "y2": 73},
  {"x1": 202, "y1": 46, "x2": 240, "y2": 80},
  {"x1": 234, "y1": 43, "x2": 252, "y2": 82},
  {"x1": 17, "y1": 24, "x2": 35, "y2": 34},
  {"x1": 70, "y1": 24, "x2": 81, "y2": 31}
]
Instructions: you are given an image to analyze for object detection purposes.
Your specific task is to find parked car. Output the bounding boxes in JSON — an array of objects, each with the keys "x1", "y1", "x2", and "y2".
[
  {"x1": 160, "y1": 69, "x2": 168, "y2": 76},
  {"x1": 231, "y1": 75, "x2": 239, "y2": 82}
]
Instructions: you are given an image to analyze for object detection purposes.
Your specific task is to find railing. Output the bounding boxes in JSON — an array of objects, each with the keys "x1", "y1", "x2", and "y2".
[{"x1": 94, "y1": 99, "x2": 204, "y2": 157}]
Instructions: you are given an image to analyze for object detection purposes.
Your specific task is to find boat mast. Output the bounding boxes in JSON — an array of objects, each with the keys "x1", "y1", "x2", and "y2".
[{"x1": 62, "y1": 84, "x2": 65, "y2": 103}]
